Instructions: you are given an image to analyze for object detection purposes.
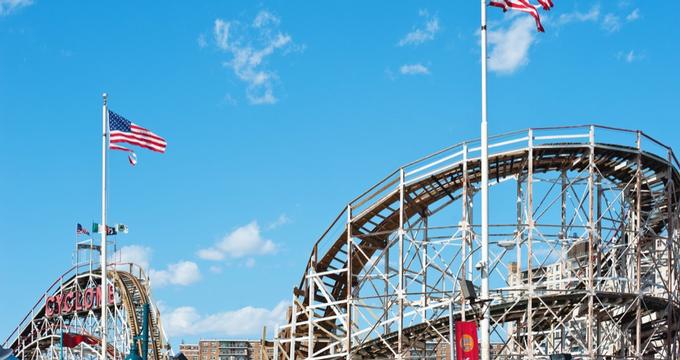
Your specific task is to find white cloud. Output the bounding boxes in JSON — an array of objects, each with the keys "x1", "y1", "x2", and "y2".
[
  {"x1": 211, "y1": 11, "x2": 298, "y2": 105},
  {"x1": 209, "y1": 265, "x2": 223, "y2": 274},
  {"x1": 198, "y1": 221, "x2": 277, "y2": 260},
  {"x1": 149, "y1": 261, "x2": 201, "y2": 287},
  {"x1": 0, "y1": 0, "x2": 31, "y2": 16},
  {"x1": 114, "y1": 245, "x2": 201, "y2": 288},
  {"x1": 618, "y1": 50, "x2": 642, "y2": 63},
  {"x1": 197, "y1": 248, "x2": 225, "y2": 261},
  {"x1": 245, "y1": 258, "x2": 256, "y2": 268},
  {"x1": 197, "y1": 34, "x2": 208, "y2": 48},
  {"x1": 488, "y1": 17, "x2": 536, "y2": 74},
  {"x1": 114, "y1": 245, "x2": 152, "y2": 270},
  {"x1": 399, "y1": 63, "x2": 430, "y2": 75},
  {"x1": 557, "y1": 6, "x2": 637, "y2": 33},
  {"x1": 398, "y1": 10, "x2": 440, "y2": 47},
  {"x1": 556, "y1": 5, "x2": 635, "y2": 34},
  {"x1": 532, "y1": 246, "x2": 559, "y2": 263},
  {"x1": 223, "y1": 93, "x2": 238, "y2": 106},
  {"x1": 556, "y1": 6, "x2": 600, "y2": 26},
  {"x1": 267, "y1": 213, "x2": 291, "y2": 230},
  {"x1": 602, "y1": 14, "x2": 622, "y2": 33},
  {"x1": 617, "y1": 0, "x2": 633, "y2": 8},
  {"x1": 384, "y1": 68, "x2": 397, "y2": 81},
  {"x1": 253, "y1": 10, "x2": 280, "y2": 28},
  {"x1": 162, "y1": 301, "x2": 289, "y2": 338},
  {"x1": 214, "y1": 19, "x2": 231, "y2": 50}
]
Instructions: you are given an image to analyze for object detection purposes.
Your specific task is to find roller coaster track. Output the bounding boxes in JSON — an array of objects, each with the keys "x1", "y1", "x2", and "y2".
[
  {"x1": 352, "y1": 292, "x2": 679, "y2": 359},
  {"x1": 4, "y1": 264, "x2": 168, "y2": 360},
  {"x1": 279, "y1": 125, "x2": 680, "y2": 359},
  {"x1": 113, "y1": 270, "x2": 165, "y2": 360}
]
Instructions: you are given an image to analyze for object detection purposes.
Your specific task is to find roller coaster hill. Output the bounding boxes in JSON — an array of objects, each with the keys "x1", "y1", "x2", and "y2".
[
  {"x1": 275, "y1": 125, "x2": 680, "y2": 359},
  {"x1": 2, "y1": 239, "x2": 171, "y2": 360}
]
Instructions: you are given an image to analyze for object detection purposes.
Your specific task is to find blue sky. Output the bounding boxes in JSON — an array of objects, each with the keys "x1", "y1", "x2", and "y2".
[{"x1": 1, "y1": 0, "x2": 679, "y2": 348}]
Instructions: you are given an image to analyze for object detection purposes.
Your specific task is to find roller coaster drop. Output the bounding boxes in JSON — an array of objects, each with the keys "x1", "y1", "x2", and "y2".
[
  {"x1": 2, "y1": 241, "x2": 170, "y2": 360},
  {"x1": 276, "y1": 125, "x2": 680, "y2": 359}
]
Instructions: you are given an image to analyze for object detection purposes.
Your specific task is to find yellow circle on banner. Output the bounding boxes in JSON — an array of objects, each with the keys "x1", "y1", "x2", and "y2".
[{"x1": 460, "y1": 334, "x2": 475, "y2": 352}]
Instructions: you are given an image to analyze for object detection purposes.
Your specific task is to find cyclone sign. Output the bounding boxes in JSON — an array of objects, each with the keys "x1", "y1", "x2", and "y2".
[{"x1": 44, "y1": 284, "x2": 114, "y2": 317}]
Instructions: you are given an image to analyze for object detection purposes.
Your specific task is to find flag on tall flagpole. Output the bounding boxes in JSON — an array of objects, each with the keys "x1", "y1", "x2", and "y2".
[
  {"x1": 108, "y1": 110, "x2": 166, "y2": 166},
  {"x1": 489, "y1": 0, "x2": 553, "y2": 32},
  {"x1": 478, "y1": 3, "x2": 553, "y2": 359},
  {"x1": 92, "y1": 222, "x2": 118, "y2": 235},
  {"x1": 76, "y1": 223, "x2": 90, "y2": 236},
  {"x1": 537, "y1": 0, "x2": 554, "y2": 10}
]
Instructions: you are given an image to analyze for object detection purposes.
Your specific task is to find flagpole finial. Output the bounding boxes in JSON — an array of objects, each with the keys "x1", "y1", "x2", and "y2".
[{"x1": 102, "y1": 93, "x2": 108, "y2": 105}]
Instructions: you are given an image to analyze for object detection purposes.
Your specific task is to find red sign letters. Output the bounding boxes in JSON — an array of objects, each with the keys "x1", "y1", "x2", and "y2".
[{"x1": 45, "y1": 285, "x2": 114, "y2": 317}]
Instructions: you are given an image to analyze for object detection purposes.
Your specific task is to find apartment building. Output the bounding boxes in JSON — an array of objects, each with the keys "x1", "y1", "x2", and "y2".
[{"x1": 180, "y1": 340, "x2": 273, "y2": 360}]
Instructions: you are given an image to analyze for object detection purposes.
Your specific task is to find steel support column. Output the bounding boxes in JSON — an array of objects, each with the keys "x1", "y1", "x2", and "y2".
[
  {"x1": 527, "y1": 129, "x2": 534, "y2": 359},
  {"x1": 587, "y1": 125, "x2": 595, "y2": 359},
  {"x1": 397, "y1": 168, "x2": 405, "y2": 359},
  {"x1": 635, "y1": 131, "x2": 642, "y2": 360},
  {"x1": 346, "y1": 205, "x2": 353, "y2": 360}
]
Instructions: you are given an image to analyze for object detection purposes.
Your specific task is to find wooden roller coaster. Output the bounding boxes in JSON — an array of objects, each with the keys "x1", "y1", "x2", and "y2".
[
  {"x1": 276, "y1": 125, "x2": 680, "y2": 359},
  {"x1": 4, "y1": 262, "x2": 168, "y2": 360}
]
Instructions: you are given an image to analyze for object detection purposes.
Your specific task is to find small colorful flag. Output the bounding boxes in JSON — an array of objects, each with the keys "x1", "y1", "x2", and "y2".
[
  {"x1": 108, "y1": 110, "x2": 166, "y2": 166},
  {"x1": 92, "y1": 223, "x2": 118, "y2": 235},
  {"x1": 489, "y1": 0, "x2": 548, "y2": 32},
  {"x1": 110, "y1": 143, "x2": 137, "y2": 166},
  {"x1": 76, "y1": 223, "x2": 90, "y2": 236}
]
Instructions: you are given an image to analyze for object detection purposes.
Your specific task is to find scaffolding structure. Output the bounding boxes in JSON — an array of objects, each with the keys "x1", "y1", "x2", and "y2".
[{"x1": 275, "y1": 125, "x2": 680, "y2": 359}]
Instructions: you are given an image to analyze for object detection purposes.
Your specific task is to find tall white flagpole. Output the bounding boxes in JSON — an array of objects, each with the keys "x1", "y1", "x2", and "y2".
[
  {"x1": 479, "y1": 1, "x2": 491, "y2": 360},
  {"x1": 101, "y1": 93, "x2": 109, "y2": 360}
]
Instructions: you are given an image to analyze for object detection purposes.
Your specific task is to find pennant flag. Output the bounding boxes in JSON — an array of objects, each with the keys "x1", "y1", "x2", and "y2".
[
  {"x1": 108, "y1": 110, "x2": 166, "y2": 166},
  {"x1": 61, "y1": 333, "x2": 98, "y2": 348},
  {"x1": 76, "y1": 223, "x2": 90, "y2": 236},
  {"x1": 455, "y1": 321, "x2": 479, "y2": 360},
  {"x1": 489, "y1": 0, "x2": 548, "y2": 32},
  {"x1": 109, "y1": 143, "x2": 137, "y2": 166}
]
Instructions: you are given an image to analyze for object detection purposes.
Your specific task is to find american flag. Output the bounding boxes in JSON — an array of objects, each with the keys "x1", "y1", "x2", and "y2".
[
  {"x1": 108, "y1": 110, "x2": 166, "y2": 165},
  {"x1": 76, "y1": 223, "x2": 90, "y2": 236},
  {"x1": 109, "y1": 111, "x2": 166, "y2": 153},
  {"x1": 489, "y1": 0, "x2": 553, "y2": 32}
]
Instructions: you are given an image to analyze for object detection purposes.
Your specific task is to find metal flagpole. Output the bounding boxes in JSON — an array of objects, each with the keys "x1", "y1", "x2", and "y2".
[
  {"x1": 479, "y1": 1, "x2": 491, "y2": 360},
  {"x1": 101, "y1": 93, "x2": 109, "y2": 360}
]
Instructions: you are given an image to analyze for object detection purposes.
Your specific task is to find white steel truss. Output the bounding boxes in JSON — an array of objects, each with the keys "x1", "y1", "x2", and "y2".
[{"x1": 275, "y1": 125, "x2": 680, "y2": 360}]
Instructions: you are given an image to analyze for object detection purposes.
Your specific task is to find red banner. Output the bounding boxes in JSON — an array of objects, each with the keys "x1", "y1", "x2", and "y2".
[
  {"x1": 455, "y1": 320, "x2": 479, "y2": 360},
  {"x1": 62, "y1": 333, "x2": 98, "y2": 348}
]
